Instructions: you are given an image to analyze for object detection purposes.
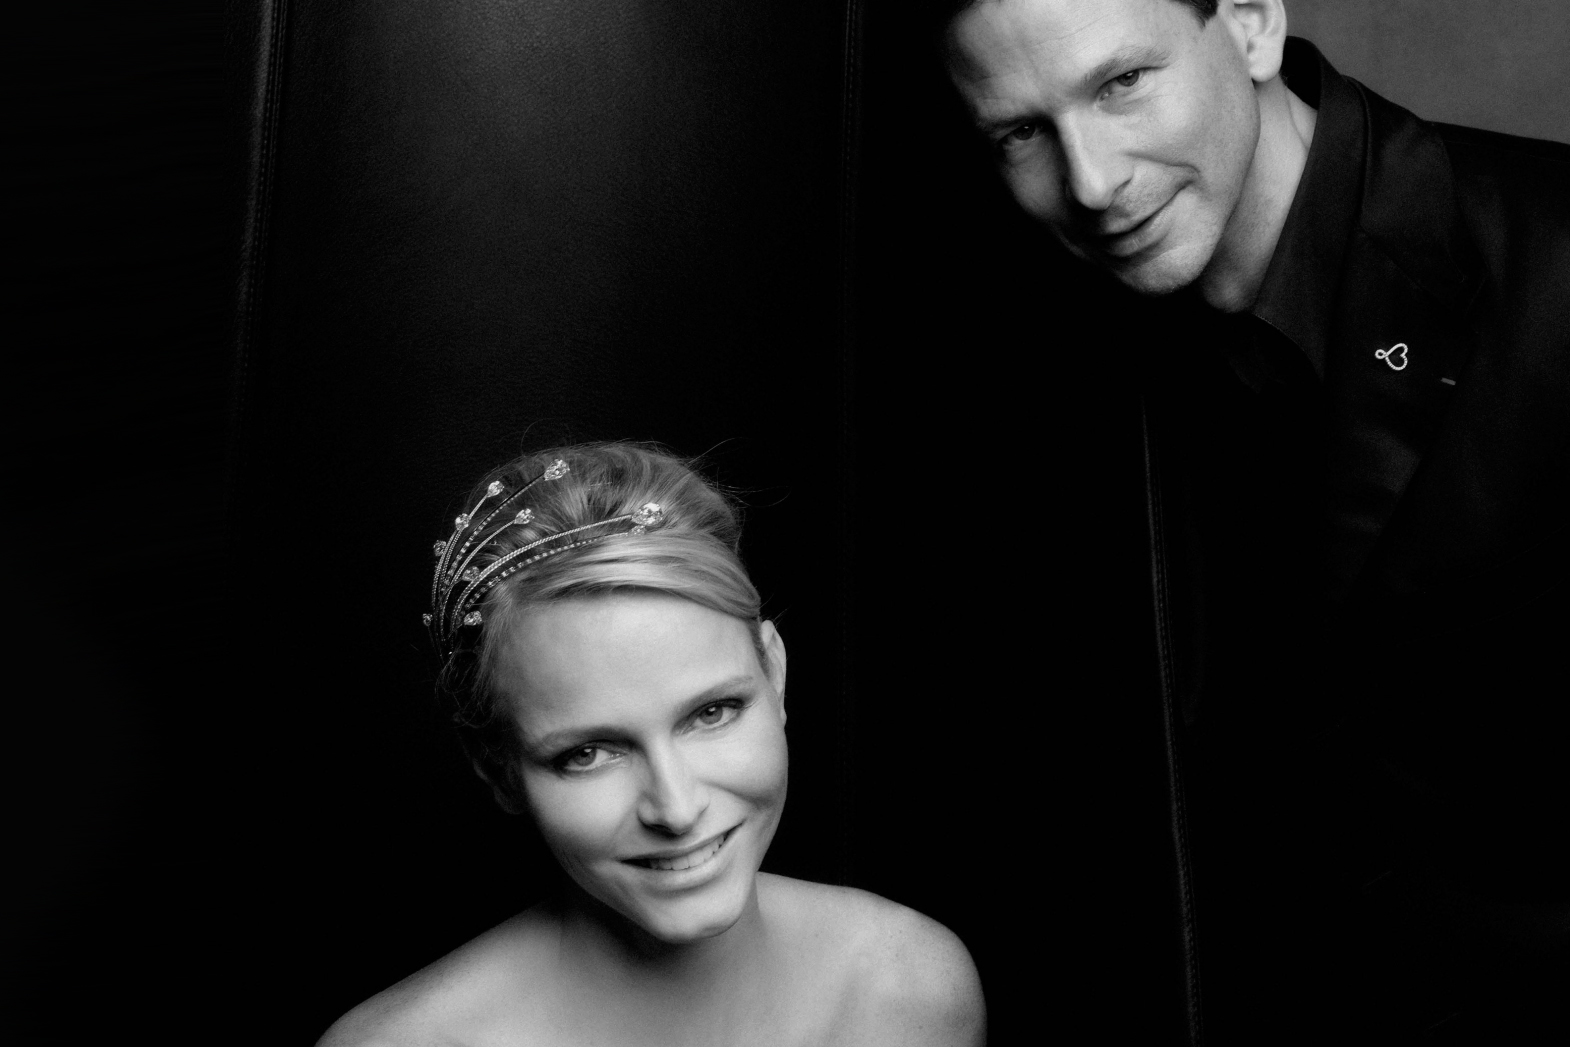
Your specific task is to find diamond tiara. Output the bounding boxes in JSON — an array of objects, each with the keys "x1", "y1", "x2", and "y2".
[{"x1": 425, "y1": 458, "x2": 666, "y2": 655}]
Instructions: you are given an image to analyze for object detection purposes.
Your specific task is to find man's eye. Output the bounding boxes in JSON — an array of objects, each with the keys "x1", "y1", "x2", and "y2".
[
  {"x1": 694, "y1": 701, "x2": 742, "y2": 728},
  {"x1": 1004, "y1": 123, "x2": 1040, "y2": 145},
  {"x1": 1112, "y1": 69, "x2": 1144, "y2": 89}
]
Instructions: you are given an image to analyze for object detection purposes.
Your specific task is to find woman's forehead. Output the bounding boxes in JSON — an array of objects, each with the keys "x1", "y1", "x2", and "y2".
[{"x1": 496, "y1": 593, "x2": 762, "y2": 730}]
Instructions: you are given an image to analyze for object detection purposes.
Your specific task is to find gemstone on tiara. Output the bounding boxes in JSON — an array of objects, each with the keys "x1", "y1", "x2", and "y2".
[
  {"x1": 454, "y1": 513, "x2": 469, "y2": 529},
  {"x1": 432, "y1": 541, "x2": 447, "y2": 557},
  {"x1": 486, "y1": 481, "x2": 505, "y2": 497},
  {"x1": 461, "y1": 567, "x2": 480, "y2": 583},
  {"x1": 513, "y1": 508, "x2": 535, "y2": 525},
  {"x1": 463, "y1": 610, "x2": 484, "y2": 627},
  {"x1": 422, "y1": 613, "x2": 433, "y2": 626},
  {"x1": 629, "y1": 502, "x2": 664, "y2": 535},
  {"x1": 543, "y1": 459, "x2": 570, "y2": 481}
]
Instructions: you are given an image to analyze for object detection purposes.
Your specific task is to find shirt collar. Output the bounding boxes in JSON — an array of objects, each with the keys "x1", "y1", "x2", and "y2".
[{"x1": 1250, "y1": 38, "x2": 1367, "y2": 381}]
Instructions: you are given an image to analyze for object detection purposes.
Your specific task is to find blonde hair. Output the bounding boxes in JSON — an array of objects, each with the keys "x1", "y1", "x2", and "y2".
[{"x1": 437, "y1": 442, "x2": 762, "y2": 812}]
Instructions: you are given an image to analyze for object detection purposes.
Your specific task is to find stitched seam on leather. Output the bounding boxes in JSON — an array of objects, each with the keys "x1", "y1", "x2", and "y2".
[
  {"x1": 1143, "y1": 399, "x2": 1205, "y2": 1047},
  {"x1": 834, "y1": 0, "x2": 864, "y2": 889},
  {"x1": 233, "y1": 0, "x2": 289, "y2": 459}
]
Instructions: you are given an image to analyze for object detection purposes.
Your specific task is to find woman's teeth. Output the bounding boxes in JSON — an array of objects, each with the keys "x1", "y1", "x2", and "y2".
[{"x1": 636, "y1": 832, "x2": 728, "y2": 872}]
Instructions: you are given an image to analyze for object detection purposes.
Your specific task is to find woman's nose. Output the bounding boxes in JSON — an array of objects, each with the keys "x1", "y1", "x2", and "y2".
[{"x1": 636, "y1": 744, "x2": 709, "y2": 836}]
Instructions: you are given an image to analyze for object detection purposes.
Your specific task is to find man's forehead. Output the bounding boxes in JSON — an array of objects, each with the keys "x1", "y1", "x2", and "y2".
[{"x1": 949, "y1": 0, "x2": 1170, "y2": 84}]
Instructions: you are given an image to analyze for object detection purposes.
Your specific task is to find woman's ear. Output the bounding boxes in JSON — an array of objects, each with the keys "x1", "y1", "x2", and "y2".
[
  {"x1": 759, "y1": 619, "x2": 787, "y2": 724},
  {"x1": 472, "y1": 758, "x2": 527, "y2": 815}
]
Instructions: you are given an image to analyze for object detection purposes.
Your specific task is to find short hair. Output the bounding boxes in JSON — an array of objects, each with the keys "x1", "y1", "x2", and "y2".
[
  {"x1": 941, "y1": 0, "x2": 1217, "y2": 30},
  {"x1": 436, "y1": 441, "x2": 763, "y2": 813}
]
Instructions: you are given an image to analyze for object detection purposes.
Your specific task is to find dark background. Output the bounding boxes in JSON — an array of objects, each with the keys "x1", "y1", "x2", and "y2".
[{"x1": 11, "y1": 1, "x2": 1568, "y2": 1043}]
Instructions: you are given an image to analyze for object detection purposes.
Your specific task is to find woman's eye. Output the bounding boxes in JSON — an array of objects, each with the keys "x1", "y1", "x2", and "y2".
[
  {"x1": 557, "y1": 745, "x2": 612, "y2": 772},
  {"x1": 1112, "y1": 69, "x2": 1144, "y2": 90},
  {"x1": 694, "y1": 701, "x2": 742, "y2": 728}
]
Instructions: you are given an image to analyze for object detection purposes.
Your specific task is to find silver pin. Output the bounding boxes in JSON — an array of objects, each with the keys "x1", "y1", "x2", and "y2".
[
  {"x1": 1375, "y1": 342, "x2": 1409, "y2": 371},
  {"x1": 1440, "y1": 377, "x2": 1456, "y2": 386}
]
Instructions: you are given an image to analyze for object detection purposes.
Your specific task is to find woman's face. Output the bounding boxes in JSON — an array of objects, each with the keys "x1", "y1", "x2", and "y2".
[{"x1": 494, "y1": 591, "x2": 788, "y2": 945}]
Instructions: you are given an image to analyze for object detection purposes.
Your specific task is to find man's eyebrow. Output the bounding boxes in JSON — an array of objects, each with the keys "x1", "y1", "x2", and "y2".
[
  {"x1": 527, "y1": 674, "x2": 759, "y2": 754},
  {"x1": 971, "y1": 44, "x2": 1171, "y2": 136},
  {"x1": 1079, "y1": 44, "x2": 1170, "y2": 93}
]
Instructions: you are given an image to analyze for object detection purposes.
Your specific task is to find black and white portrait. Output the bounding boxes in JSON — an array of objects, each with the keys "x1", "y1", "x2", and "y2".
[{"x1": 14, "y1": 2, "x2": 1568, "y2": 1044}]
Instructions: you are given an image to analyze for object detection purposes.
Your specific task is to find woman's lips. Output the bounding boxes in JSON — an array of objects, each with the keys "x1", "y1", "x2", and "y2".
[{"x1": 625, "y1": 827, "x2": 736, "y2": 872}]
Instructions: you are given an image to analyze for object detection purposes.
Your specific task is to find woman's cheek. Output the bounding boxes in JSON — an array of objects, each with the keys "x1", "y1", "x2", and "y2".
[
  {"x1": 720, "y1": 715, "x2": 788, "y2": 807},
  {"x1": 524, "y1": 772, "x2": 633, "y2": 864}
]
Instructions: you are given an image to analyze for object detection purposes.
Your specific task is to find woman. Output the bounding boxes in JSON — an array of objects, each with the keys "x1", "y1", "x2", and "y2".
[{"x1": 321, "y1": 442, "x2": 985, "y2": 1047}]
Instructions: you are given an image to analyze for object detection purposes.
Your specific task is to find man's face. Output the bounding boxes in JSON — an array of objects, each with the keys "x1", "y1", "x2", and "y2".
[{"x1": 948, "y1": 0, "x2": 1261, "y2": 294}]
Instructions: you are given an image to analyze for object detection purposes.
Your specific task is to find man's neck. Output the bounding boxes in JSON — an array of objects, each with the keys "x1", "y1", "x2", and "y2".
[{"x1": 1197, "y1": 77, "x2": 1318, "y2": 313}]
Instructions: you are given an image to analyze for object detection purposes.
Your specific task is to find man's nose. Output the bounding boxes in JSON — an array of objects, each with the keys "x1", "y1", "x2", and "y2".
[
  {"x1": 1057, "y1": 117, "x2": 1126, "y2": 213},
  {"x1": 636, "y1": 743, "x2": 709, "y2": 836}
]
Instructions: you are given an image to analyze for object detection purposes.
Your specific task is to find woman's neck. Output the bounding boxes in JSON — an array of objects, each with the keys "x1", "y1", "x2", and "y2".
[{"x1": 553, "y1": 882, "x2": 779, "y2": 1001}]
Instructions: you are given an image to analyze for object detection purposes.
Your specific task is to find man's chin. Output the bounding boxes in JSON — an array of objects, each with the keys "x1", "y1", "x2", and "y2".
[
  {"x1": 1107, "y1": 250, "x2": 1204, "y2": 296},
  {"x1": 1061, "y1": 232, "x2": 1206, "y2": 296}
]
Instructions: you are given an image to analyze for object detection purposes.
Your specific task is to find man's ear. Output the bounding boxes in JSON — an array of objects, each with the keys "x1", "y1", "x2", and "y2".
[
  {"x1": 1223, "y1": 0, "x2": 1289, "y2": 84},
  {"x1": 759, "y1": 619, "x2": 787, "y2": 724}
]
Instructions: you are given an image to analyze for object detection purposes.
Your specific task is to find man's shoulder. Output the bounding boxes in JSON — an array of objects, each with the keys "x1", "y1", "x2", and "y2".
[
  {"x1": 1431, "y1": 122, "x2": 1570, "y2": 259},
  {"x1": 314, "y1": 906, "x2": 559, "y2": 1047},
  {"x1": 760, "y1": 875, "x2": 986, "y2": 1046},
  {"x1": 1431, "y1": 121, "x2": 1570, "y2": 172}
]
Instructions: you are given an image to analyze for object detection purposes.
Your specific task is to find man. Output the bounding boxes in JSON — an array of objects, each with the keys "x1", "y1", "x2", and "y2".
[{"x1": 945, "y1": 1, "x2": 1568, "y2": 1043}]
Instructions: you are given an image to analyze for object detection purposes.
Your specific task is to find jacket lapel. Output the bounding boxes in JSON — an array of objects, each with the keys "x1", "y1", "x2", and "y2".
[{"x1": 1322, "y1": 82, "x2": 1484, "y2": 602}]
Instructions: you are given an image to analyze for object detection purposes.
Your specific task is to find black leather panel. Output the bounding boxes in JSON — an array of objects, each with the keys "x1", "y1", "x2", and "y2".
[{"x1": 232, "y1": 0, "x2": 855, "y2": 1034}]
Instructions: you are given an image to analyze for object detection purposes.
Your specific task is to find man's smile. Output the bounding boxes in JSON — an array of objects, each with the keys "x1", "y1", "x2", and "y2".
[{"x1": 1090, "y1": 193, "x2": 1176, "y2": 259}]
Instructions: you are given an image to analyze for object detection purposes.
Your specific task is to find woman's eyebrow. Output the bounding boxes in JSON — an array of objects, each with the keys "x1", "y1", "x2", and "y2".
[
  {"x1": 684, "y1": 674, "x2": 758, "y2": 708},
  {"x1": 1079, "y1": 44, "x2": 1168, "y2": 93},
  {"x1": 527, "y1": 674, "x2": 760, "y2": 753},
  {"x1": 527, "y1": 723, "x2": 623, "y2": 756}
]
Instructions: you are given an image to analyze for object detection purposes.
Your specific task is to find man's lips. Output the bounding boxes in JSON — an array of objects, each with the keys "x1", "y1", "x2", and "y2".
[
  {"x1": 1099, "y1": 212, "x2": 1155, "y2": 238},
  {"x1": 623, "y1": 827, "x2": 737, "y2": 872},
  {"x1": 1088, "y1": 196, "x2": 1172, "y2": 258}
]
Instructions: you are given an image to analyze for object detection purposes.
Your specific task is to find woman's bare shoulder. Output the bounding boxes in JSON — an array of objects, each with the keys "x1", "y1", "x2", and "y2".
[
  {"x1": 314, "y1": 905, "x2": 562, "y2": 1047},
  {"x1": 759, "y1": 875, "x2": 986, "y2": 1046}
]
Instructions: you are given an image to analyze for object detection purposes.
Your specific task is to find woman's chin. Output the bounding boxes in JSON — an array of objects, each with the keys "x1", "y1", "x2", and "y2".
[
  {"x1": 623, "y1": 875, "x2": 755, "y2": 945},
  {"x1": 587, "y1": 867, "x2": 756, "y2": 948},
  {"x1": 636, "y1": 905, "x2": 743, "y2": 945}
]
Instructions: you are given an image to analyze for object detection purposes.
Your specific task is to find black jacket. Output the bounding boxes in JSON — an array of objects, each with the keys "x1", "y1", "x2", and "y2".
[{"x1": 1140, "y1": 40, "x2": 1569, "y2": 1045}]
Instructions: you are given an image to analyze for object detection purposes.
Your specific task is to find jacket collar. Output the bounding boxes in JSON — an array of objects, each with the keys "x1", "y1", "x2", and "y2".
[
  {"x1": 1250, "y1": 39, "x2": 1364, "y2": 381},
  {"x1": 1291, "y1": 40, "x2": 1485, "y2": 601}
]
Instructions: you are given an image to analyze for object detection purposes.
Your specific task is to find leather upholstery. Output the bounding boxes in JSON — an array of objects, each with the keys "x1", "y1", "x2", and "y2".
[{"x1": 229, "y1": 0, "x2": 860, "y2": 1035}]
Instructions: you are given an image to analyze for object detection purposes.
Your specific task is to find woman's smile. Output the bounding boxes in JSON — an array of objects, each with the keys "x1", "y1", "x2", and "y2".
[{"x1": 625, "y1": 825, "x2": 739, "y2": 873}]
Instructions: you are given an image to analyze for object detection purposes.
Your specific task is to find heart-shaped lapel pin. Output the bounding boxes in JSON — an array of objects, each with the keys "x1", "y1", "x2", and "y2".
[{"x1": 1375, "y1": 342, "x2": 1409, "y2": 371}]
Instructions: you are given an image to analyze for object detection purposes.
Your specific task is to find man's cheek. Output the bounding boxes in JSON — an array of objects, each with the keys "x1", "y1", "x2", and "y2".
[{"x1": 1008, "y1": 166, "x2": 1065, "y2": 225}]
